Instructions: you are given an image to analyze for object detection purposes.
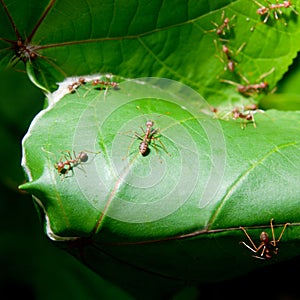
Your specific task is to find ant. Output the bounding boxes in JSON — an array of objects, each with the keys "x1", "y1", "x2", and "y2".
[
  {"x1": 253, "y1": 0, "x2": 298, "y2": 24},
  {"x1": 68, "y1": 77, "x2": 86, "y2": 93},
  {"x1": 214, "y1": 104, "x2": 263, "y2": 128},
  {"x1": 220, "y1": 79, "x2": 269, "y2": 96},
  {"x1": 214, "y1": 41, "x2": 246, "y2": 72},
  {"x1": 231, "y1": 104, "x2": 263, "y2": 128},
  {"x1": 239, "y1": 218, "x2": 290, "y2": 260},
  {"x1": 220, "y1": 67, "x2": 275, "y2": 96},
  {"x1": 88, "y1": 75, "x2": 119, "y2": 98},
  {"x1": 206, "y1": 10, "x2": 236, "y2": 36},
  {"x1": 54, "y1": 151, "x2": 89, "y2": 178},
  {"x1": 0, "y1": 0, "x2": 55, "y2": 65},
  {"x1": 132, "y1": 120, "x2": 170, "y2": 157},
  {"x1": 82, "y1": 74, "x2": 119, "y2": 98},
  {"x1": 92, "y1": 73, "x2": 119, "y2": 89},
  {"x1": 91, "y1": 79, "x2": 119, "y2": 89}
]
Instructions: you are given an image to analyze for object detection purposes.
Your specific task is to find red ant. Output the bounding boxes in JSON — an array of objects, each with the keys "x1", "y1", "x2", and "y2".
[
  {"x1": 220, "y1": 68, "x2": 275, "y2": 96},
  {"x1": 92, "y1": 79, "x2": 118, "y2": 89},
  {"x1": 253, "y1": 0, "x2": 298, "y2": 24},
  {"x1": 206, "y1": 10, "x2": 236, "y2": 36},
  {"x1": 240, "y1": 218, "x2": 290, "y2": 260},
  {"x1": 82, "y1": 75, "x2": 119, "y2": 98},
  {"x1": 0, "y1": 0, "x2": 55, "y2": 65},
  {"x1": 90, "y1": 76, "x2": 119, "y2": 99},
  {"x1": 213, "y1": 104, "x2": 263, "y2": 128},
  {"x1": 220, "y1": 79, "x2": 269, "y2": 96},
  {"x1": 54, "y1": 151, "x2": 89, "y2": 178},
  {"x1": 133, "y1": 120, "x2": 170, "y2": 157},
  {"x1": 231, "y1": 104, "x2": 263, "y2": 128},
  {"x1": 1, "y1": 36, "x2": 40, "y2": 65},
  {"x1": 214, "y1": 41, "x2": 246, "y2": 72},
  {"x1": 68, "y1": 77, "x2": 86, "y2": 93}
]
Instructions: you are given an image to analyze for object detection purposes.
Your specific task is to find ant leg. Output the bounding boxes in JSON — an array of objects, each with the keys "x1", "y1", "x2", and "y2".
[
  {"x1": 148, "y1": 128, "x2": 170, "y2": 157},
  {"x1": 273, "y1": 220, "x2": 290, "y2": 245},
  {"x1": 259, "y1": 67, "x2": 275, "y2": 81},
  {"x1": 103, "y1": 86, "x2": 109, "y2": 99},
  {"x1": 236, "y1": 42, "x2": 247, "y2": 56},
  {"x1": 155, "y1": 137, "x2": 171, "y2": 156},
  {"x1": 239, "y1": 241, "x2": 258, "y2": 254},
  {"x1": 125, "y1": 132, "x2": 143, "y2": 158},
  {"x1": 239, "y1": 226, "x2": 259, "y2": 251},
  {"x1": 290, "y1": 4, "x2": 299, "y2": 16}
]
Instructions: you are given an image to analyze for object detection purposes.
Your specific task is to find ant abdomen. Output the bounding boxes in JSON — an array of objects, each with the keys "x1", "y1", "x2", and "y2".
[{"x1": 139, "y1": 141, "x2": 150, "y2": 156}]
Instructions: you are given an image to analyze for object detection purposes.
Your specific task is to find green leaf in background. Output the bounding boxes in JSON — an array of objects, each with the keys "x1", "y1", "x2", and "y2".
[
  {"x1": 20, "y1": 76, "x2": 300, "y2": 298},
  {"x1": 260, "y1": 52, "x2": 300, "y2": 110},
  {"x1": 1, "y1": 0, "x2": 300, "y2": 105}
]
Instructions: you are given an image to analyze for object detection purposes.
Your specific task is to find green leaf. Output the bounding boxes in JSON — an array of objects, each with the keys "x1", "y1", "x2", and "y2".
[
  {"x1": 1, "y1": 0, "x2": 300, "y2": 105},
  {"x1": 20, "y1": 76, "x2": 300, "y2": 297},
  {"x1": 2, "y1": 0, "x2": 300, "y2": 297},
  {"x1": 260, "y1": 93, "x2": 300, "y2": 110}
]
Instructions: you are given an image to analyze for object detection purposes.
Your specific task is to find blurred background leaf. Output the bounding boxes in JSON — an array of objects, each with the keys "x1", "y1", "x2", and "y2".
[{"x1": 1, "y1": 0, "x2": 300, "y2": 105}]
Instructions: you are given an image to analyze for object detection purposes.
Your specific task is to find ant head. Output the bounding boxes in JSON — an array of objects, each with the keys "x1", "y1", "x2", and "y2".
[
  {"x1": 55, "y1": 161, "x2": 65, "y2": 172},
  {"x1": 260, "y1": 231, "x2": 269, "y2": 243},
  {"x1": 257, "y1": 7, "x2": 268, "y2": 15},
  {"x1": 78, "y1": 78, "x2": 86, "y2": 84},
  {"x1": 223, "y1": 17, "x2": 230, "y2": 24},
  {"x1": 146, "y1": 120, "x2": 154, "y2": 127},
  {"x1": 92, "y1": 79, "x2": 99, "y2": 85},
  {"x1": 260, "y1": 82, "x2": 268, "y2": 89},
  {"x1": 222, "y1": 44, "x2": 229, "y2": 53}
]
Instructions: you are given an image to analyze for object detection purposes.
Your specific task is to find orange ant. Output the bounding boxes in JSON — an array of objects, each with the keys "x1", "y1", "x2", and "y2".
[
  {"x1": 206, "y1": 10, "x2": 236, "y2": 36},
  {"x1": 240, "y1": 219, "x2": 290, "y2": 260},
  {"x1": 231, "y1": 104, "x2": 263, "y2": 128},
  {"x1": 0, "y1": 0, "x2": 55, "y2": 65},
  {"x1": 220, "y1": 79, "x2": 269, "y2": 96},
  {"x1": 92, "y1": 79, "x2": 119, "y2": 89},
  {"x1": 133, "y1": 120, "x2": 170, "y2": 157},
  {"x1": 220, "y1": 68, "x2": 275, "y2": 96},
  {"x1": 68, "y1": 77, "x2": 86, "y2": 93},
  {"x1": 253, "y1": 0, "x2": 298, "y2": 24},
  {"x1": 90, "y1": 76, "x2": 119, "y2": 99},
  {"x1": 214, "y1": 41, "x2": 246, "y2": 72},
  {"x1": 215, "y1": 104, "x2": 263, "y2": 128},
  {"x1": 82, "y1": 74, "x2": 119, "y2": 98},
  {"x1": 54, "y1": 151, "x2": 89, "y2": 178}
]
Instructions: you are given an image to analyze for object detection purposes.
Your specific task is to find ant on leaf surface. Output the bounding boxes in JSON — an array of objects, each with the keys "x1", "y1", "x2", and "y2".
[
  {"x1": 220, "y1": 68, "x2": 275, "y2": 97},
  {"x1": 205, "y1": 10, "x2": 236, "y2": 36},
  {"x1": 125, "y1": 106, "x2": 171, "y2": 159},
  {"x1": 253, "y1": 0, "x2": 298, "y2": 25},
  {"x1": 231, "y1": 104, "x2": 264, "y2": 128},
  {"x1": 133, "y1": 119, "x2": 170, "y2": 157},
  {"x1": 54, "y1": 150, "x2": 94, "y2": 179},
  {"x1": 214, "y1": 40, "x2": 246, "y2": 73}
]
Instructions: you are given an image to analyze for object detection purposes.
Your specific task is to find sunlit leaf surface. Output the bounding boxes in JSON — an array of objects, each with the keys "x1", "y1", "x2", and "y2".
[{"x1": 20, "y1": 76, "x2": 300, "y2": 297}]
